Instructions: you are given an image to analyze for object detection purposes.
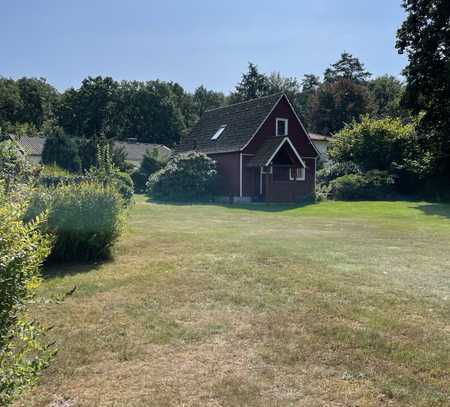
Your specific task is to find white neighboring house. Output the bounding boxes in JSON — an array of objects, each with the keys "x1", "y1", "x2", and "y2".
[
  {"x1": 7, "y1": 135, "x2": 171, "y2": 167},
  {"x1": 309, "y1": 133, "x2": 332, "y2": 164}
]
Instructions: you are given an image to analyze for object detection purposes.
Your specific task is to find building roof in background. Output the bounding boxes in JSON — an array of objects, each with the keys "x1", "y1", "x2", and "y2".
[
  {"x1": 12, "y1": 135, "x2": 46, "y2": 156},
  {"x1": 6, "y1": 135, "x2": 171, "y2": 164},
  {"x1": 308, "y1": 133, "x2": 332, "y2": 141},
  {"x1": 177, "y1": 93, "x2": 283, "y2": 154},
  {"x1": 114, "y1": 141, "x2": 171, "y2": 163}
]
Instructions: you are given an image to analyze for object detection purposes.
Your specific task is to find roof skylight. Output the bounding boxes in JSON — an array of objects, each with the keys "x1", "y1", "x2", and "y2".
[{"x1": 211, "y1": 125, "x2": 226, "y2": 140}]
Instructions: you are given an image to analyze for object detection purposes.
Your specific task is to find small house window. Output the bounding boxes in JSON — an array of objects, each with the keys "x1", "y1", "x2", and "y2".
[
  {"x1": 289, "y1": 167, "x2": 305, "y2": 181},
  {"x1": 211, "y1": 125, "x2": 226, "y2": 140},
  {"x1": 276, "y1": 118, "x2": 288, "y2": 137}
]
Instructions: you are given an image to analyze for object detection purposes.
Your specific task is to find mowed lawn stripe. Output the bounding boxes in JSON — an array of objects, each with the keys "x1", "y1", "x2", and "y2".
[{"x1": 19, "y1": 196, "x2": 450, "y2": 406}]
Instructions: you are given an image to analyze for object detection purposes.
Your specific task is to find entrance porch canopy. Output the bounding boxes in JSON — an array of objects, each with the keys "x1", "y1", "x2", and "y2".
[{"x1": 247, "y1": 137, "x2": 306, "y2": 168}]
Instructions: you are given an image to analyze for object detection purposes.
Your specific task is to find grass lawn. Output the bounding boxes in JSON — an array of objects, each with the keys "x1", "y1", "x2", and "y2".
[{"x1": 19, "y1": 196, "x2": 450, "y2": 406}]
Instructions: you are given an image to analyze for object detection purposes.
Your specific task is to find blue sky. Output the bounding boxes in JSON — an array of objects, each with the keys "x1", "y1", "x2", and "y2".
[{"x1": 2, "y1": 0, "x2": 406, "y2": 93}]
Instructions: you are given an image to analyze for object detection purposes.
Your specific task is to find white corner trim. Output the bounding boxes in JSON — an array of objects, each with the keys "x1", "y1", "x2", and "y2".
[
  {"x1": 239, "y1": 153, "x2": 243, "y2": 197},
  {"x1": 283, "y1": 95, "x2": 321, "y2": 157},
  {"x1": 265, "y1": 137, "x2": 306, "y2": 168},
  {"x1": 260, "y1": 167, "x2": 263, "y2": 195}
]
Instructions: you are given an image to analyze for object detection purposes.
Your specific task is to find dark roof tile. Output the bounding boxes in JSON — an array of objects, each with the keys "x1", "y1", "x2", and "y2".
[
  {"x1": 176, "y1": 93, "x2": 283, "y2": 154},
  {"x1": 247, "y1": 137, "x2": 285, "y2": 167}
]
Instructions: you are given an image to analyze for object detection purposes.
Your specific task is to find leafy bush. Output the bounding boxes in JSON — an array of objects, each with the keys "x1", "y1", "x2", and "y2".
[
  {"x1": 41, "y1": 130, "x2": 81, "y2": 172},
  {"x1": 317, "y1": 161, "x2": 362, "y2": 184},
  {"x1": 27, "y1": 182, "x2": 125, "y2": 262},
  {"x1": 329, "y1": 116, "x2": 416, "y2": 172},
  {"x1": 0, "y1": 140, "x2": 34, "y2": 192},
  {"x1": 86, "y1": 144, "x2": 134, "y2": 204},
  {"x1": 114, "y1": 172, "x2": 134, "y2": 204},
  {"x1": 0, "y1": 186, "x2": 52, "y2": 405},
  {"x1": 330, "y1": 170, "x2": 395, "y2": 200},
  {"x1": 39, "y1": 164, "x2": 72, "y2": 177},
  {"x1": 132, "y1": 148, "x2": 166, "y2": 192},
  {"x1": 146, "y1": 152, "x2": 217, "y2": 201}
]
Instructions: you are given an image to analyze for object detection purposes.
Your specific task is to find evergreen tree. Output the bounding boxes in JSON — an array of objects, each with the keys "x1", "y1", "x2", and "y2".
[
  {"x1": 192, "y1": 86, "x2": 225, "y2": 116},
  {"x1": 324, "y1": 52, "x2": 372, "y2": 83},
  {"x1": 229, "y1": 63, "x2": 269, "y2": 103},
  {"x1": 41, "y1": 129, "x2": 81, "y2": 172}
]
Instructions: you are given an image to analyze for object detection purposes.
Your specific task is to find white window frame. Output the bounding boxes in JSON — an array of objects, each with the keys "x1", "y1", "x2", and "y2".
[
  {"x1": 276, "y1": 118, "x2": 288, "y2": 137},
  {"x1": 211, "y1": 125, "x2": 226, "y2": 140},
  {"x1": 289, "y1": 167, "x2": 295, "y2": 181},
  {"x1": 296, "y1": 167, "x2": 305, "y2": 181},
  {"x1": 289, "y1": 167, "x2": 305, "y2": 181}
]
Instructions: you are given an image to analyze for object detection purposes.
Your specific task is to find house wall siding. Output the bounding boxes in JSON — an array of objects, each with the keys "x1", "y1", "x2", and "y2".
[
  {"x1": 264, "y1": 158, "x2": 315, "y2": 202},
  {"x1": 244, "y1": 97, "x2": 317, "y2": 158},
  {"x1": 209, "y1": 152, "x2": 240, "y2": 197}
]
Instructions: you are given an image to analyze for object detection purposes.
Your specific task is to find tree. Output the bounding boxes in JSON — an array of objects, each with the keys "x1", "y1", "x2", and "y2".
[
  {"x1": 15, "y1": 78, "x2": 59, "y2": 128},
  {"x1": 41, "y1": 129, "x2": 81, "y2": 172},
  {"x1": 0, "y1": 77, "x2": 59, "y2": 131},
  {"x1": 396, "y1": 0, "x2": 450, "y2": 189},
  {"x1": 324, "y1": 52, "x2": 372, "y2": 83},
  {"x1": 0, "y1": 78, "x2": 23, "y2": 127},
  {"x1": 301, "y1": 74, "x2": 321, "y2": 93},
  {"x1": 297, "y1": 74, "x2": 321, "y2": 128},
  {"x1": 307, "y1": 79, "x2": 372, "y2": 134},
  {"x1": 57, "y1": 76, "x2": 120, "y2": 138},
  {"x1": 266, "y1": 72, "x2": 301, "y2": 98},
  {"x1": 115, "y1": 81, "x2": 186, "y2": 145},
  {"x1": 192, "y1": 86, "x2": 225, "y2": 116},
  {"x1": 368, "y1": 75, "x2": 405, "y2": 118},
  {"x1": 229, "y1": 63, "x2": 269, "y2": 103}
]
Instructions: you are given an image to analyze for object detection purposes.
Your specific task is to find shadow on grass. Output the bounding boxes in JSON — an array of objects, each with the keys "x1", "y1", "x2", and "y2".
[
  {"x1": 414, "y1": 203, "x2": 450, "y2": 220},
  {"x1": 42, "y1": 260, "x2": 108, "y2": 279},
  {"x1": 145, "y1": 196, "x2": 317, "y2": 213}
]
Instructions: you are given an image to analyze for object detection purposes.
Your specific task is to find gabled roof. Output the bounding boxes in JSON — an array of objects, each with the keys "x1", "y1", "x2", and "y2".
[
  {"x1": 114, "y1": 141, "x2": 171, "y2": 162},
  {"x1": 177, "y1": 93, "x2": 283, "y2": 154},
  {"x1": 247, "y1": 138, "x2": 282, "y2": 167},
  {"x1": 247, "y1": 137, "x2": 305, "y2": 168}
]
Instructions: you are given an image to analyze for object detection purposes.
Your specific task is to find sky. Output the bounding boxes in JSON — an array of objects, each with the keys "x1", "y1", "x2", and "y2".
[{"x1": 1, "y1": 0, "x2": 407, "y2": 93}]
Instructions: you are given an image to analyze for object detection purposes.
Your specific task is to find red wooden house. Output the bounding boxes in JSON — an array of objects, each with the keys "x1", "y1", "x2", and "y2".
[{"x1": 177, "y1": 94, "x2": 320, "y2": 202}]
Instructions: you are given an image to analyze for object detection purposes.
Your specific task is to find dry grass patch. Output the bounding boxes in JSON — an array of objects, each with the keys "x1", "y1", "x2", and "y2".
[{"x1": 16, "y1": 197, "x2": 450, "y2": 406}]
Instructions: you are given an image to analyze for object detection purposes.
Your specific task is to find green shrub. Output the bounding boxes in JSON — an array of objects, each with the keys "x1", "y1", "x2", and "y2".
[
  {"x1": 317, "y1": 161, "x2": 362, "y2": 184},
  {"x1": 0, "y1": 186, "x2": 52, "y2": 405},
  {"x1": 0, "y1": 140, "x2": 34, "y2": 192},
  {"x1": 38, "y1": 174, "x2": 90, "y2": 188},
  {"x1": 39, "y1": 164, "x2": 72, "y2": 177},
  {"x1": 328, "y1": 116, "x2": 416, "y2": 172},
  {"x1": 330, "y1": 171, "x2": 395, "y2": 200},
  {"x1": 41, "y1": 130, "x2": 81, "y2": 173},
  {"x1": 27, "y1": 182, "x2": 125, "y2": 262},
  {"x1": 86, "y1": 144, "x2": 134, "y2": 204},
  {"x1": 132, "y1": 148, "x2": 166, "y2": 192},
  {"x1": 114, "y1": 172, "x2": 134, "y2": 204},
  {"x1": 146, "y1": 152, "x2": 217, "y2": 201}
]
